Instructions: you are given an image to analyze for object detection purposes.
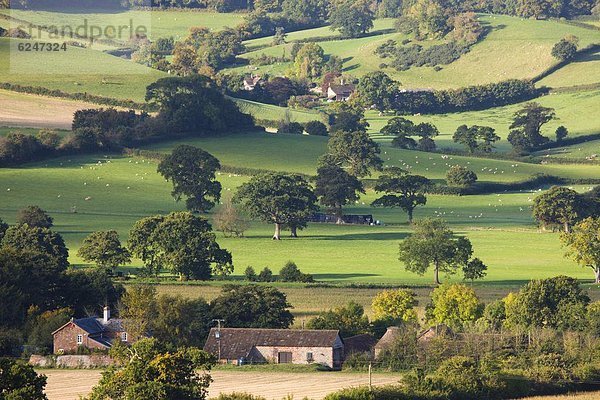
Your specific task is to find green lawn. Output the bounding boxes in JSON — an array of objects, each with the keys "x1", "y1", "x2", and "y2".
[
  {"x1": 233, "y1": 98, "x2": 323, "y2": 123},
  {"x1": 1, "y1": 134, "x2": 600, "y2": 287}
]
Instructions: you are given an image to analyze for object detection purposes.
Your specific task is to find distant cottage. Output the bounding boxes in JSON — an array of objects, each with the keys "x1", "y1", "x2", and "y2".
[
  {"x1": 243, "y1": 75, "x2": 261, "y2": 91},
  {"x1": 52, "y1": 307, "x2": 132, "y2": 354},
  {"x1": 327, "y1": 83, "x2": 355, "y2": 102},
  {"x1": 204, "y1": 328, "x2": 344, "y2": 369}
]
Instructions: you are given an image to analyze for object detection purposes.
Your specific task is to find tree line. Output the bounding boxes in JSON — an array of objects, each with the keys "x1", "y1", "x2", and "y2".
[{"x1": 0, "y1": 75, "x2": 255, "y2": 167}]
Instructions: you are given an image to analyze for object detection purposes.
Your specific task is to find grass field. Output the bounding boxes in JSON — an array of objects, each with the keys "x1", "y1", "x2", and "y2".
[
  {"x1": 2, "y1": 134, "x2": 600, "y2": 289},
  {"x1": 231, "y1": 14, "x2": 600, "y2": 89},
  {"x1": 0, "y1": 38, "x2": 166, "y2": 101},
  {"x1": 538, "y1": 49, "x2": 600, "y2": 89},
  {"x1": 367, "y1": 88, "x2": 600, "y2": 150}
]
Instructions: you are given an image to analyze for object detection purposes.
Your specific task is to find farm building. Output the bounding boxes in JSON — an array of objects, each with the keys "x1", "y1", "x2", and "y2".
[
  {"x1": 203, "y1": 328, "x2": 344, "y2": 369},
  {"x1": 52, "y1": 307, "x2": 132, "y2": 354},
  {"x1": 343, "y1": 333, "x2": 377, "y2": 357},
  {"x1": 374, "y1": 325, "x2": 454, "y2": 358},
  {"x1": 327, "y1": 83, "x2": 355, "y2": 101}
]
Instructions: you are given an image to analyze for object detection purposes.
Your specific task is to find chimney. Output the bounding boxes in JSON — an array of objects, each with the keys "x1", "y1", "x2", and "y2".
[{"x1": 103, "y1": 306, "x2": 110, "y2": 324}]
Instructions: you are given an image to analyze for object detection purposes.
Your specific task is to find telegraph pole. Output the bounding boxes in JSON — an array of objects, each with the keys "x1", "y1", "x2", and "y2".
[{"x1": 212, "y1": 319, "x2": 225, "y2": 361}]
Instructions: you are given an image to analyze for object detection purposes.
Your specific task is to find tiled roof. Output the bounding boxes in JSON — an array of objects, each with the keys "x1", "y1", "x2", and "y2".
[
  {"x1": 344, "y1": 334, "x2": 377, "y2": 354},
  {"x1": 204, "y1": 328, "x2": 341, "y2": 360}
]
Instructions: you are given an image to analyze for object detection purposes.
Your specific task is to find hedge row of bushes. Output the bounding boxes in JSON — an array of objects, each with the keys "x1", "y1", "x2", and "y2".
[
  {"x1": 391, "y1": 80, "x2": 545, "y2": 115},
  {"x1": 0, "y1": 82, "x2": 152, "y2": 111}
]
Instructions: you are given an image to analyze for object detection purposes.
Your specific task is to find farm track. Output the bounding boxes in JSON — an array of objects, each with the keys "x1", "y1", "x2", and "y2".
[{"x1": 40, "y1": 369, "x2": 400, "y2": 400}]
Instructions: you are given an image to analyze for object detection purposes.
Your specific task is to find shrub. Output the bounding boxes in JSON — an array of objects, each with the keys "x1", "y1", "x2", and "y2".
[
  {"x1": 304, "y1": 120, "x2": 328, "y2": 136},
  {"x1": 244, "y1": 266, "x2": 257, "y2": 281},
  {"x1": 257, "y1": 267, "x2": 274, "y2": 282},
  {"x1": 277, "y1": 121, "x2": 304, "y2": 134},
  {"x1": 279, "y1": 261, "x2": 314, "y2": 282},
  {"x1": 446, "y1": 165, "x2": 478, "y2": 187},
  {"x1": 551, "y1": 38, "x2": 578, "y2": 61}
]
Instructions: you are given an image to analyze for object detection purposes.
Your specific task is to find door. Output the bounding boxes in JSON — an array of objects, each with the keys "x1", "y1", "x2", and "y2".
[{"x1": 278, "y1": 351, "x2": 292, "y2": 364}]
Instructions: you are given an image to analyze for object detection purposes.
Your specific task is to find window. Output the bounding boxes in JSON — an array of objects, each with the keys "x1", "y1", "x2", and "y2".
[
  {"x1": 77, "y1": 334, "x2": 83, "y2": 345},
  {"x1": 121, "y1": 332, "x2": 128, "y2": 342},
  {"x1": 306, "y1": 352, "x2": 314, "y2": 362},
  {"x1": 278, "y1": 352, "x2": 292, "y2": 364}
]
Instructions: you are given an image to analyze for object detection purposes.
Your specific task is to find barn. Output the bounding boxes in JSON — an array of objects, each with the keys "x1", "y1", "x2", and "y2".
[{"x1": 203, "y1": 328, "x2": 344, "y2": 369}]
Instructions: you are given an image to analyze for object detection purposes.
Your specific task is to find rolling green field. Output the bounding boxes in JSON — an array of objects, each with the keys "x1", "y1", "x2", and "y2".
[
  {"x1": 231, "y1": 14, "x2": 600, "y2": 90},
  {"x1": 1, "y1": 132, "x2": 599, "y2": 290},
  {"x1": 0, "y1": 38, "x2": 166, "y2": 101},
  {"x1": 538, "y1": 49, "x2": 600, "y2": 89},
  {"x1": 367, "y1": 88, "x2": 600, "y2": 150}
]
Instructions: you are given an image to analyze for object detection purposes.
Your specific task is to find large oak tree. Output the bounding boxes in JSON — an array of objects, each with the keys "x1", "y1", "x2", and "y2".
[{"x1": 233, "y1": 172, "x2": 317, "y2": 240}]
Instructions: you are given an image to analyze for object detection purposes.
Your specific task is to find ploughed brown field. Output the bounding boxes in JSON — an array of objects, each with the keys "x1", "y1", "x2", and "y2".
[{"x1": 40, "y1": 369, "x2": 400, "y2": 400}]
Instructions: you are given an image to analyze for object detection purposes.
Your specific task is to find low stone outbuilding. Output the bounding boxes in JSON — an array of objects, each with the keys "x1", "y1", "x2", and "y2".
[{"x1": 204, "y1": 328, "x2": 344, "y2": 369}]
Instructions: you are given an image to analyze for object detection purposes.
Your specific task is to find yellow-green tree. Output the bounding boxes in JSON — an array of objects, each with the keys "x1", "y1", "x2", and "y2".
[
  {"x1": 291, "y1": 43, "x2": 325, "y2": 79},
  {"x1": 372, "y1": 289, "x2": 418, "y2": 323},
  {"x1": 427, "y1": 283, "x2": 483, "y2": 330},
  {"x1": 561, "y1": 217, "x2": 600, "y2": 283}
]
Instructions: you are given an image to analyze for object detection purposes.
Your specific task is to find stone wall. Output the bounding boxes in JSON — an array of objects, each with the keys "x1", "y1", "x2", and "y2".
[{"x1": 29, "y1": 354, "x2": 114, "y2": 368}]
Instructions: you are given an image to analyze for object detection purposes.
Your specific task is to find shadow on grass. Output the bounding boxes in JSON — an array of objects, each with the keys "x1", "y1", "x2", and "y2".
[
  {"x1": 311, "y1": 273, "x2": 380, "y2": 280},
  {"x1": 307, "y1": 232, "x2": 409, "y2": 241}
]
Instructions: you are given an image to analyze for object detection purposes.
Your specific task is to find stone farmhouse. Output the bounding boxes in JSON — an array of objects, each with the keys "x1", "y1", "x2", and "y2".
[
  {"x1": 327, "y1": 83, "x2": 355, "y2": 101},
  {"x1": 204, "y1": 328, "x2": 344, "y2": 369},
  {"x1": 52, "y1": 307, "x2": 131, "y2": 354}
]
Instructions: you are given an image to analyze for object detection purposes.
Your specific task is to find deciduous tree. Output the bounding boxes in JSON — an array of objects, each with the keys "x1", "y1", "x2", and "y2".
[
  {"x1": 329, "y1": 0, "x2": 374, "y2": 38},
  {"x1": 371, "y1": 289, "x2": 418, "y2": 323},
  {"x1": 128, "y1": 212, "x2": 232, "y2": 280},
  {"x1": 399, "y1": 218, "x2": 473, "y2": 284},
  {"x1": 356, "y1": 71, "x2": 398, "y2": 113},
  {"x1": 372, "y1": 167, "x2": 430, "y2": 223},
  {"x1": 532, "y1": 186, "x2": 585, "y2": 232},
  {"x1": 77, "y1": 230, "x2": 131, "y2": 273},
  {"x1": 427, "y1": 283, "x2": 483, "y2": 330},
  {"x1": 561, "y1": 217, "x2": 600, "y2": 283},
  {"x1": 446, "y1": 165, "x2": 478, "y2": 187},
  {"x1": 210, "y1": 285, "x2": 294, "y2": 328},
  {"x1": 315, "y1": 161, "x2": 365, "y2": 223},
  {"x1": 233, "y1": 172, "x2": 317, "y2": 240},
  {"x1": 307, "y1": 301, "x2": 371, "y2": 337},
  {"x1": 16, "y1": 205, "x2": 53, "y2": 229},
  {"x1": 158, "y1": 145, "x2": 222, "y2": 213},
  {"x1": 326, "y1": 130, "x2": 383, "y2": 177}
]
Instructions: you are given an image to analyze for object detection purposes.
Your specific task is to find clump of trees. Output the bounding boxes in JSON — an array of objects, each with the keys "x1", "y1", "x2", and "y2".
[
  {"x1": 446, "y1": 165, "x2": 478, "y2": 187},
  {"x1": 279, "y1": 261, "x2": 314, "y2": 282},
  {"x1": 532, "y1": 186, "x2": 587, "y2": 232},
  {"x1": 128, "y1": 212, "x2": 232, "y2": 280},
  {"x1": 381, "y1": 117, "x2": 439, "y2": 151},
  {"x1": 307, "y1": 301, "x2": 371, "y2": 337},
  {"x1": 452, "y1": 124, "x2": 500, "y2": 153},
  {"x1": 315, "y1": 160, "x2": 365, "y2": 224}
]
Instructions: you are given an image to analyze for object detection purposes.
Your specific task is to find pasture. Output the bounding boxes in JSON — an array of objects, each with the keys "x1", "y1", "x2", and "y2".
[
  {"x1": 1, "y1": 133, "x2": 600, "y2": 289},
  {"x1": 0, "y1": 38, "x2": 166, "y2": 102},
  {"x1": 231, "y1": 14, "x2": 600, "y2": 89}
]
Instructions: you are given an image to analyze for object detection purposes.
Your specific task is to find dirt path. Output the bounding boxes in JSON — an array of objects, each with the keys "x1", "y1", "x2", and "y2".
[{"x1": 40, "y1": 369, "x2": 400, "y2": 400}]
